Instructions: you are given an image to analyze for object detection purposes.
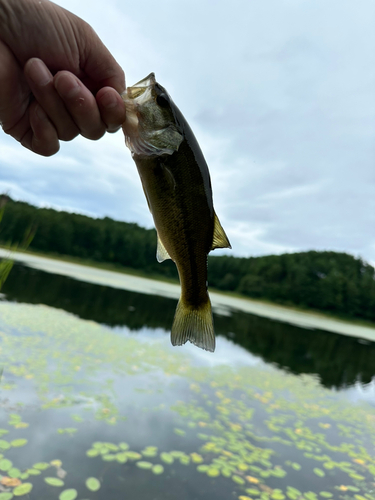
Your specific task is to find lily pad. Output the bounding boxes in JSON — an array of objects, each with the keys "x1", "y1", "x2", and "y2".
[
  {"x1": 304, "y1": 493, "x2": 318, "y2": 500},
  {"x1": 207, "y1": 468, "x2": 220, "y2": 477},
  {"x1": 33, "y1": 462, "x2": 50, "y2": 470},
  {"x1": 174, "y1": 428, "x2": 186, "y2": 436},
  {"x1": 92, "y1": 442, "x2": 103, "y2": 449},
  {"x1": 160, "y1": 452, "x2": 174, "y2": 464},
  {"x1": 190, "y1": 453, "x2": 203, "y2": 464},
  {"x1": 221, "y1": 468, "x2": 232, "y2": 477},
  {"x1": 104, "y1": 443, "x2": 118, "y2": 451},
  {"x1": 13, "y1": 483, "x2": 33, "y2": 496},
  {"x1": 232, "y1": 475, "x2": 245, "y2": 485},
  {"x1": 8, "y1": 468, "x2": 21, "y2": 478},
  {"x1": 272, "y1": 493, "x2": 285, "y2": 500},
  {"x1": 116, "y1": 452, "x2": 128, "y2": 463},
  {"x1": 0, "y1": 459, "x2": 12, "y2": 471},
  {"x1": 125, "y1": 451, "x2": 141, "y2": 460},
  {"x1": 136, "y1": 461, "x2": 153, "y2": 469},
  {"x1": 26, "y1": 468, "x2": 41, "y2": 475},
  {"x1": 59, "y1": 489, "x2": 78, "y2": 500},
  {"x1": 0, "y1": 493, "x2": 13, "y2": 500},
  {"x1": 197, "y1": 465, "x2": 209, "y2": 472},
  {"x1": 313, "y1": 468, "x2": 325, "y2": 477},
  {"x1": 44, "y1": 477, "x2": 64, "y2": 487},
  {"x1": 349, "y1": 473, "x2": 365, "y2": 480},
  {"x1": 50, "y1": 460, "x2": 63, "y2": 467},
  {"x1": 0, "y1": 441, "x2": 10, "y2": 451},
  {"x1": 85, "y1": 477, "x2": 100, "y2": 491},
  {"x1": 142, "y1": 449, "x2": 158, "y2": 458},
  {"x1": 86, "y1": 449, "x2": 99, "y2": 457},
  {"x1": 10, "y1": 439, "x2": 27, "y2": 448},
  {"x1": 152, "y1": 464, "x2": 164, "y2": 475}
]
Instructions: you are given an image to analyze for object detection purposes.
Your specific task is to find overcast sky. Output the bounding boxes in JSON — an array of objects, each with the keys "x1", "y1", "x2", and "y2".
[{"x1": 1, "y1": 0, "x2": 374, "y2": 265}]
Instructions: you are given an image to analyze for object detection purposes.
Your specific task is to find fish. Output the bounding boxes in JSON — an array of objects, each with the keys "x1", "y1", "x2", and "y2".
[{"x1": 121, "y1": 73, "x2": 231, "y2": 352}]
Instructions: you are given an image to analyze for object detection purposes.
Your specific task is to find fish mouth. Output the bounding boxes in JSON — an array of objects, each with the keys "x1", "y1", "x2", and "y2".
[{"x1": 126, "y1": 73, "x2": 156, "y2": 100}]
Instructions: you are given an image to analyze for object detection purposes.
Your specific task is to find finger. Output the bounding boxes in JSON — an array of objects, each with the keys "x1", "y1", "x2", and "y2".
[
  {"x1": 21, "y1": 101, "x2": 60, "y2": 157},
  {"x1": 96, "y1": 87, "x2": 126, "y2": 133},
  {"x1": 78, "y1": 22, "x2": 126, "y2": 94},
  {"x1": 54, "y1": 71, "x2": 106, "y2": 140},
  {"x1": 24, "y1": 58, "x2": 80, "y2": 142}
]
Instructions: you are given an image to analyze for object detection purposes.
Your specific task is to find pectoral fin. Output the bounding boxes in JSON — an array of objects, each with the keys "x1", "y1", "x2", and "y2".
[
  {"x1": 157, "y1": 234, "x2": 172, "y2": 263},
  {"x1": 211, "y1": 211, "x2": 231, "y2": 251},
  {"x1": 162, "y1": 163, "x2": 176, "y2": 190}
]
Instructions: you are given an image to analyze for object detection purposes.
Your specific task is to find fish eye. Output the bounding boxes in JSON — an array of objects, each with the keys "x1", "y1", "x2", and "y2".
[{"x1": 156, "y1": 93, "x2": 169, "y2": 108}]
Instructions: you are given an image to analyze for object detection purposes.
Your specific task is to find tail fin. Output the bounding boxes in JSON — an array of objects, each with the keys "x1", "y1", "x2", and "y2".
[{"x1": 171, "y1": 296, "x2": 215, "y2": 352}]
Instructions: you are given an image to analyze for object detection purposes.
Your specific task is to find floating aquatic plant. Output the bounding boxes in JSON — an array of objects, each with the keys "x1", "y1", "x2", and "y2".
[
  {"x1": 0, "y1": 302, "x2": 374, "y2": 499},
  {"x1": 85, "y1": 477, "x2": 100, "y2": 491}
]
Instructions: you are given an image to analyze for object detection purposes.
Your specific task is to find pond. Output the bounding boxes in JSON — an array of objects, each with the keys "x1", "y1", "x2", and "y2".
[{"x1": 0, "y1": 263, "x2": 374, "y2": 500}]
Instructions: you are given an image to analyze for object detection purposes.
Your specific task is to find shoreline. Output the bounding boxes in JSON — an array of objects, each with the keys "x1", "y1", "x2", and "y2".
[{"x1": 1, "y1": 247, "x2": 375, "y2": 342}]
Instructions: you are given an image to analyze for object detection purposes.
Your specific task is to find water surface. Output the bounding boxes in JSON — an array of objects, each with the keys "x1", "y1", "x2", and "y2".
[{"x1": 0, "y1": 264, "x2": 374, "y2": 500}]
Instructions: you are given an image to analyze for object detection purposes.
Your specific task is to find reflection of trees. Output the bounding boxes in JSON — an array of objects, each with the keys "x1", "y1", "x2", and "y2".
[
  {"x1": 215, "y1": 312, "x2": 375, "y2": 389},
  {"x1": 2, "y1": 264, "x2": 374, "y2": 390},
  {"x1": 2, "y1": 264, "x2": 176, "y2": 331}
]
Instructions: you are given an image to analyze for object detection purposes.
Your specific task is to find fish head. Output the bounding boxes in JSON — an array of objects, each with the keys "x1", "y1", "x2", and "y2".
[{"x1": 122, "y1": 73, "x2": 183, "y2": 157}]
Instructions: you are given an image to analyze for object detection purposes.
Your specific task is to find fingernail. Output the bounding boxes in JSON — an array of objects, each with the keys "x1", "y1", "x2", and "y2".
[
  {"x1": 28, "y1": 58, "x2": 51, "y2": 86},
  {"x1": 100, "y1": 91, "x2": 118, "y2": 109},
  {"x1": 55, "y1": 74, "x2": 81, "y2": 99}
]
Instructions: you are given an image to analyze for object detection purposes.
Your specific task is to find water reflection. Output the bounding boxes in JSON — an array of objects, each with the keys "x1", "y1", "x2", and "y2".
[
  {"x1": 2, "y1": 263, "x2": 375, "y2": 389},
  {"x1": 1, "y1": 275, "x2": 375, "y2": 498}
]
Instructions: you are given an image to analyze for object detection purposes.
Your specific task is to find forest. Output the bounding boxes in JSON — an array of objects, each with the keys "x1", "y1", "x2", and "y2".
[{"x1": 1, "y1": 194, "x2": 375, "y2": 322}]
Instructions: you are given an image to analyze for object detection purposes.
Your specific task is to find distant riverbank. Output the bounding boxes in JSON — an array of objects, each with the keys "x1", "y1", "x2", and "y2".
[{"x1": 1, "y1": 247, "x2": 375, "y2": 343}]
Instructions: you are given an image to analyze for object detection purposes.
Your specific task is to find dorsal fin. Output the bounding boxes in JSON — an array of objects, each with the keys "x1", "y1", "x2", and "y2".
[
  {"x1": 157, "y1": 233, "x2": 172, "y2": 263},
  {"x1": 211, "y1": 211, "x2": 231, "y2": 251}
]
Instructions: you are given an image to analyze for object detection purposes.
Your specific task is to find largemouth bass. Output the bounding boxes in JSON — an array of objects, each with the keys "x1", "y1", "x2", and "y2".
[{"x1": 121, "y1": 73, "x2": 231, "y2": 352}]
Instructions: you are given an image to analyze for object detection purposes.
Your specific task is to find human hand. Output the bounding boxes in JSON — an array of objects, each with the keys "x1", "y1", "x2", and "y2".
[{"x1": 0, "y1": 0, "x2": 126, "y2": 156}]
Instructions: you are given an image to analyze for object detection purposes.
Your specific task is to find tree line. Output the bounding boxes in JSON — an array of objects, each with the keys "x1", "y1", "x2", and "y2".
[{"x1": 1, "y1": 194, "x2": 374, "y2": 322}]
